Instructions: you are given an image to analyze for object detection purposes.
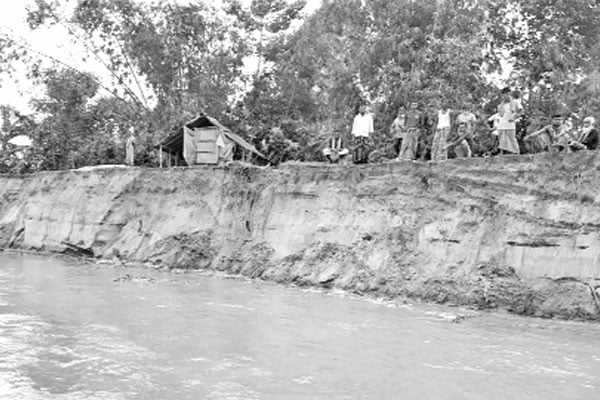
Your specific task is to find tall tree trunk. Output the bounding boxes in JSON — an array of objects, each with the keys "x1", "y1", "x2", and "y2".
[{"x1": 256, "y1": 22, "x2": 264, "y2": 79}]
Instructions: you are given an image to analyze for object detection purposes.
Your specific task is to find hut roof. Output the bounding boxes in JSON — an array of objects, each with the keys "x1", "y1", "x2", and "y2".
[{"x1": 159, "y1": 114, "x2": 266, "y2": 161}]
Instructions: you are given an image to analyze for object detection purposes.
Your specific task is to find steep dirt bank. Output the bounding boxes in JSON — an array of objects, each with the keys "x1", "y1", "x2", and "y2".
[{"x1": 2, "y1": 154, "x2": 600, "y2": 320}]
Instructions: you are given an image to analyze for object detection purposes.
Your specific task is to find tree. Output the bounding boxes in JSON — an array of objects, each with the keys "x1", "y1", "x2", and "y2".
[
  {"x1": 5, "y1": 0, "x2": 600, "y2": 170},
  {"x1": 0, "y1": 0, "x2": 258, "y2": 170},
  {"x1": 0, "y1": 106, "x2": 36, "y2": 173},
  {"x1": 29, "y1": 68, "x2": 101, "y2": 170},
  {"x1": 240, "y1": 0, "x2": 501, "y2": 161},
  {"x1": 225, "y1": 0, "x2": 307, "y2": 78},
  {"x1": 492, "y1": 0, "x2": 600, "y2": 119},
  {"x1": 21, "y1": 0, "x2": 251, "y2": 135}
]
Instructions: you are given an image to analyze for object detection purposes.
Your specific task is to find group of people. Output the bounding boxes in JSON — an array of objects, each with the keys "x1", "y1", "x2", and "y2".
[
  {"x1": 322, "y1": 92, "x2": 599, "y2": 164},
  {"x1": 523, "y1": 114, "x2": 598, "y2": 153},
  {"x1": 389, "y1": 100, "x2": 477, "y2": 162}
]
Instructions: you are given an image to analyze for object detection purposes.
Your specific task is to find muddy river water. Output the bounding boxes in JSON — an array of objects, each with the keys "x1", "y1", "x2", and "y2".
[{"x1": 1, "y1": 253, "x2": 599, "y2": 399}]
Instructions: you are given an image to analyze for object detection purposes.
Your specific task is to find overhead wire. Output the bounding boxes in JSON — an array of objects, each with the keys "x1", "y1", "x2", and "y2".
[
  {"x1": 0, "y1": 24, "x2": 149, "y2": 112},
  {"x1": 53, "y1": 19, "x2": 151, "y2": 110},
  {"x1": 0, "y1": 27, "x2": 132, "y2": 105}
]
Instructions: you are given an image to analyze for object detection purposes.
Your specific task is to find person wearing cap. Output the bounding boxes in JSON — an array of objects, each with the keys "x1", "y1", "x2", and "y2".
[{"x1": 570, "y1": 117, "x2": 599, "y2": 151}]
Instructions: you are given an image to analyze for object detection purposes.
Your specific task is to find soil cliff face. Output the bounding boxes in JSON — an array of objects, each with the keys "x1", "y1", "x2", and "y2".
[{"x1": 2, "y1": 154, "x2": 600, "y2": 320}]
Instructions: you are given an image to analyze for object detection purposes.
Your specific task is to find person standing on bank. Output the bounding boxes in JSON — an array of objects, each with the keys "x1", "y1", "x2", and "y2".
[
  {"x1": 390, "y1": 106, "x2": 406, "y2": 157},
  {"x1": 456, "y1": 105, "x2": 477, "y2": 152},
  {"x1": 497, "y1": 93, "x2": 519, "y2": 155},
  {"x1": 398, "y1": 101, "x2": 422, "y2": 161},
  {"x1": 351, "y1": 103, "x2": 374, "y2": 164},
  {"x1": 419, "y1": 102, "x2": 437, "y2": 161},
  {"x1": 351, "y1": 103, "x2": 374, "y2": 144},
  {"x1": 431, "y1": 99, "x2": 453, "y2": 162},
  {"x1": 126, "y1": 127, "x2": 136, "y2": 166}
]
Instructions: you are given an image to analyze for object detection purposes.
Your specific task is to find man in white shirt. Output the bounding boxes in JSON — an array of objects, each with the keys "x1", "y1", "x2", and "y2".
[
  {"x1": 351, "y1": 104, "x2": 374, "y2": 140},
  {"x1": 350, "y1": 103, "x2": 373, "y2": 164}
]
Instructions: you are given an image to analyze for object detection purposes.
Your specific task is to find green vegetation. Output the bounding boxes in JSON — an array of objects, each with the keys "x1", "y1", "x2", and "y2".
[{"x1": 2, "y1": 0, "x2": 600, "y2": 172}]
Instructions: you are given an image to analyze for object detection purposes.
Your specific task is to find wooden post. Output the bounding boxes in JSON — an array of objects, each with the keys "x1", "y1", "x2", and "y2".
[{"x1": 159, "y1": 145, "x2": 163, "y2": 168}]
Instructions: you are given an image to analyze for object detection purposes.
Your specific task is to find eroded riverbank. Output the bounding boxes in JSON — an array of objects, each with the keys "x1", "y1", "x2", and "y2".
[
  {"x1": 1, "y1": 253, "x2": 600, "y2": 399},
  {"x1": 1, "y1": 153, "x2": 600, "y2": 320}
]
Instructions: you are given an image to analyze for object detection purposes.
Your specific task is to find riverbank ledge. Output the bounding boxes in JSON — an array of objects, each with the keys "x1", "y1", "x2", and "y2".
[{"x1": 2, "y1": 153, "x2": 600, "y2": 320}]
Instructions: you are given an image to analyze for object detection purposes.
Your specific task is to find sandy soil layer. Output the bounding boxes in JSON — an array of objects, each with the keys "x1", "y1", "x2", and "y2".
[{"x1": 2, "y1": 154, "x2": 600, "y2": 320}]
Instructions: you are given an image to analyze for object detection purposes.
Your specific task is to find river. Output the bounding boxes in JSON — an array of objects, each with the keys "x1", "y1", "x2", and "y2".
[{"x1": 0, "y1": 253, "x2": 599, "y2": 399}]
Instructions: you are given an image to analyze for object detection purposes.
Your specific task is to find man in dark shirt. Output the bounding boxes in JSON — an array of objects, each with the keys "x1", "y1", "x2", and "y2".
[
  {"x1": 570, "y1": 117, "x2": 599, "y2": 151},
  {"x1": 419, "y1": 102, "x2": 436, "y2": 161},
  {"x1": 398, "y1": 101, "x2": 423, "y2": 160}
]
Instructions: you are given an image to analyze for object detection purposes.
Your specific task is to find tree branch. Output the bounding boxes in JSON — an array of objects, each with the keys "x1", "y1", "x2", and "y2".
[
  {"x1": 53, "y1": 20, "x2": 150, "y2": 111},
  {"x1": 0, "y1": 28, "x2": 134, "y2": 108}
]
